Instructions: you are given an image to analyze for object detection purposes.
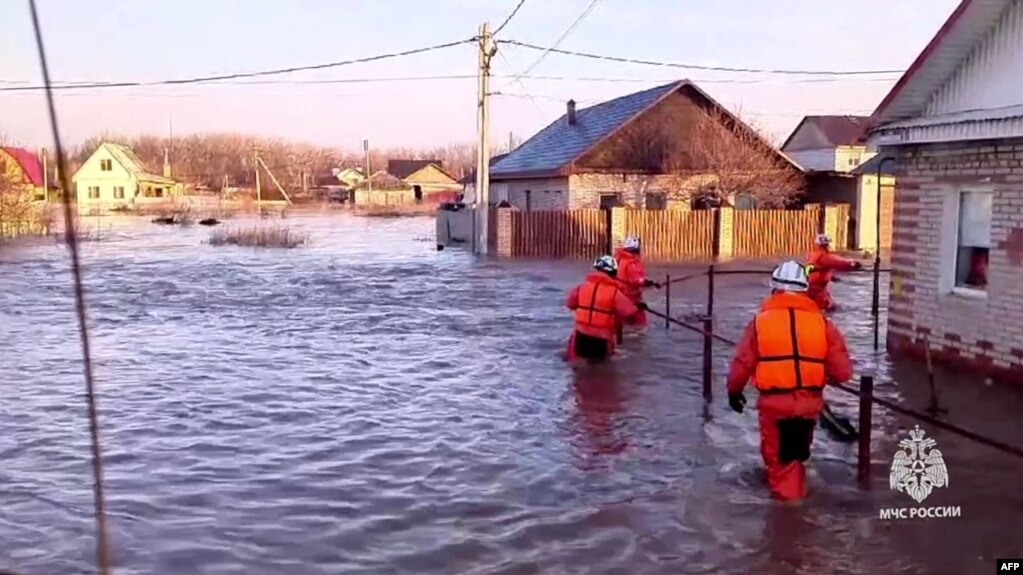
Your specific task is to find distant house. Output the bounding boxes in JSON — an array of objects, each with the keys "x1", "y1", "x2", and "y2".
[
  {"x1": 387, "y1": 159, "x2": 461, "y2": 200},
  {"x1": 867, "y1": 0, "x2": 1023, "y2": 383},
  {"x1": 336, "y1": 167, "x2": 366, "y2": 188},
  {"x1": 781, "y1": 115, "x2": 895, "y2": 250},
  {"x1": 0, "y1": 147, "x2": 49, "y2": 201},
  {"x1": 72, "y1": 142, "x2": 182, "y2": 213},
  {"x1": 488, "y1": 80, "x2": 804, "y2": 211}
]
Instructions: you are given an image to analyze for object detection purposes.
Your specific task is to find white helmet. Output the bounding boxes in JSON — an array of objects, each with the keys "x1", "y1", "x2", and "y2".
[
  {"x1": 815, "y1": 233, "x2": 831, "y2": 246},
  {"x1": 623, "y1": 236, "x2": 641, "y2": 251},
  {"x1": 593, "y1": 255, "x2": 618, "y2": 275},
  {"x1": 770, "y1": 260, "x2": 810, "y2": 292}
]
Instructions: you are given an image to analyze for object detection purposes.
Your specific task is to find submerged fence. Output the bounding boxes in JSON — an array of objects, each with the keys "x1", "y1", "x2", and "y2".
[
  {"x1": 646, "y1": 264, "x2": 1023, "y2": 486},
  {"x1": 487, "y1": 204, "x2": 850, "y2": 261}
]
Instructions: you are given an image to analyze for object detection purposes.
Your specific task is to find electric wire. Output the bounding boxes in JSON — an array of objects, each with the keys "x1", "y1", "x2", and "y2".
[
  {"x1": 500, "y1": 39, "x2": 907, "y2": 76},
  {"x1": 493, "y1": 0, "x2": 527, "y2": 36}
]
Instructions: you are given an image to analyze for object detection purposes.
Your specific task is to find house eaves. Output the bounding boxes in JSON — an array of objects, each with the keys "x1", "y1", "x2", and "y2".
[{"x1": 870, "y1": 0, "x2": 1014, "y2": 126}]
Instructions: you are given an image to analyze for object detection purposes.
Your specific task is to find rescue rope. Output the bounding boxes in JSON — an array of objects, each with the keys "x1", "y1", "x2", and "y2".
[
  {"x1": 663, "y1": 267, "x2": 892, "y2": 286},
  {"x1": 26, "y1": 1, "x2": 113, "y2": 573},
  {"x1": 644, "y1": 304, "x2": 1023, "y2": 461}
]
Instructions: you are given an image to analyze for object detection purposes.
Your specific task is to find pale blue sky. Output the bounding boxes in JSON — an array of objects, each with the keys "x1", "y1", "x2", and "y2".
[{"x1": 1, "y1": 0, "x2": 959, "y2": 151}]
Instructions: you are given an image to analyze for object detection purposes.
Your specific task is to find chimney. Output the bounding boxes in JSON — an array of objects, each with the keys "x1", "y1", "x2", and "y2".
[
  {"x1": 163, "y1": 147, "x2": 172, "y2": 179},
  {"x1": 567, "y1": 100, "x2": 577, "y2": 125}
]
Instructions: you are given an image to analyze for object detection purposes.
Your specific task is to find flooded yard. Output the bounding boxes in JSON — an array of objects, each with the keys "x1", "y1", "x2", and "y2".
[{"x1": 1, "y1": 213, "x2": 1022, "y2": 575}]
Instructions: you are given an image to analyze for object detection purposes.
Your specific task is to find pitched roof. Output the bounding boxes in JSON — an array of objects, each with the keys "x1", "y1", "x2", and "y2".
[
  {"x1": 781, "y1": 116, "x2": 871, "y2": 150},
  {"x1": 870, "y1": 0, "x2": 1014, "y2": 125},
  {"x1": 490, "y1": 80, "x2": 801, "y2": 179},
  {"x1": 387, "y1": 159, "x2": 441, "y2": 180},
  {"x1": 460, "y1": 153, "x2": 508, "y2": 184},
  {"x1": 0, "y1": 147, "x2": 44, "y2": 187},
  {"x1": 101, "y1": 142, "x2": 176, "y2": 183}
]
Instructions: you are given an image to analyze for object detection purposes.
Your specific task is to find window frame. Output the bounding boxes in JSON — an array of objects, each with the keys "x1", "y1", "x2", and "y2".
[
  {"x1": 644, "y1": 191, "x2": 667, "y2": 210},
  {"x1": 944, "y1": 186, "x2": 993, "y2": 299},
  {"x1": 100, "y1": 159, "x2": 112, "y2": 171},
  {"x1": 113, "y1": 186, "x2": 125, "y2": 199},
  {"x1": 87, "y1": 186, "x2": 100, "y2": 199}
]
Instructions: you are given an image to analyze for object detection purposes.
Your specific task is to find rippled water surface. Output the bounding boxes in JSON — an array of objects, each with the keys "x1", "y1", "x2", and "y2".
[{"x1": 2, "y1": 214, "x2": 1022, "y2": 575}]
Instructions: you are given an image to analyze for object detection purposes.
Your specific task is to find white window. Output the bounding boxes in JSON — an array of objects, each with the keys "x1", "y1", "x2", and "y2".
[
  {"x1": 100, "y1": 159, "x2": 112, "y2": 171},
  {"x1": 113, "y1": 186, "x2": 125, "y2": 199},
  {"x1": 952, "y1": 190, "x2": 991, "y2": 294},
  {"x1": 87, "y1": 186, "x2": 100, "y2": 199}
]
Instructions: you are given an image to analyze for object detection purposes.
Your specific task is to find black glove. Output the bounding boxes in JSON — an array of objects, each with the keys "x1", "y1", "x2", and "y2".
[
  {"x1": 728, "y1": 392, "x2": 747, "y2": 414},
  {"x1": 636, "y1": 301, "x2": 649, "y2": 311},
  {"x1": 852, "y1": 261, "x2": 863, "y2": 271},
  {"x1": 644, "y1": 279, "x2": 661, "y2": 288}
]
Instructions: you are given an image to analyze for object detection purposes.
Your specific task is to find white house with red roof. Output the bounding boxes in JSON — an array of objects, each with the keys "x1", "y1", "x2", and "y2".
[{"x1": 867, "y1": 0, "x2": 1023, "y2": 383}]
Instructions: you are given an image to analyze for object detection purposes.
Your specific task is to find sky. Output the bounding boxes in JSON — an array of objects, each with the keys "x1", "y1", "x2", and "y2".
[{"x1": 1, "y1": 0, "x2": 961, "y2": 152}]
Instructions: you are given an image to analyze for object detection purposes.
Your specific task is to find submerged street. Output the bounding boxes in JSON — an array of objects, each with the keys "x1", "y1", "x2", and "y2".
[{"x1": 2, "y1": 214, "x2": 1022, "y2": 575}]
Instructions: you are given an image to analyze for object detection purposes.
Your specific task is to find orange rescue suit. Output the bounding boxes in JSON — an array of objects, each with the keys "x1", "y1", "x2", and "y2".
[
  {"x1": 613, "y1": 247, "x2": 649, "y2": 327},
  {"x1": 565, "y1": 272, "x2": 639, "y2": 361},
  {"x1": 806, "y1": 245, "x2": 860, "y2": 311},
  {"x1": 726, "y1": 291, "x2": 853, "y2": 501}
]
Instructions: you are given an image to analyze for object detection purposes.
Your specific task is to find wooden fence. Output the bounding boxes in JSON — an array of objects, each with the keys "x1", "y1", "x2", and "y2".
[
  {"x1": 489, "y1": 204, "x2": 850, "y2": 261},
  {"x1": 733, "y1": 209, "x2": 819, "y2": 258},
  {"x1": 510, "y1": 209, "x2": 607, "y2": 258},
  {"x1": 623, "y1": 209, "x2": 716, "y2": 261}
]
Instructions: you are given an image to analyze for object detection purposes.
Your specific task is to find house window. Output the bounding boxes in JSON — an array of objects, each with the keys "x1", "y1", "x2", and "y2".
[
  {"x1": 645, "y1": 192, "x2": 667, "y2": 210},
  {"x1": 114, "y1": 186, "x2": 125, "y2": 199},
  {"x1": 87, "y1": 186, "x2": 100, "y2": 199},
  {"x1": 148, "y1": 187, "x2": 165, "y2": 198},
  {"x1": 525, "y1": 190, "x2": 532, "y2": 212},
  {"x1": 952, "y1": 190, "x2": 992, "y2": 292},
  {"x1": 100, "y1": 159, "x2": 112, "y2": 171},
  {"x1": 599, "y1": 193, "x2": 622, "y2": 210}
]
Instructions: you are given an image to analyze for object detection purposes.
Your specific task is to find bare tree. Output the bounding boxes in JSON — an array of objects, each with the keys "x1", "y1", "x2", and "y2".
[{"x1": 614, "y1": 106, "x2": 804, "y2": 207}]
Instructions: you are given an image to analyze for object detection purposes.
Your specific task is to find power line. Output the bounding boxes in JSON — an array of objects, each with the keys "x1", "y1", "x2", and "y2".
[
  {"x1": 499, "y1": 39, "x2": 907, "y2": 76},
  {"x1": 0, "y1": 39, "x2": 474, "y2": 93},
  {"x1": 493, "y1": 0, "x2": 527, "y2": 36},
  {"x1": 494, "y1": 51, "x2": 548, "y2": 122},
  {"x1": 520, "y1": 0, "x2": 601, "y2": 77},
  {"x1": 0, "y1": 71, "x2": 900, "y2": 94}
]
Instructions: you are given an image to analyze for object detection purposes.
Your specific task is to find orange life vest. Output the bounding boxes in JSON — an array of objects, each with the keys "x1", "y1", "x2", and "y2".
[
  {"x1": 807, "y1": 246, "x2": 832, "y2": 286},
  {"x1": 574, "y1": 279, "x2": 620, "y2": 330},
  {"x1": 753, "y1": 292, "x2": 828, "y2": 393}
]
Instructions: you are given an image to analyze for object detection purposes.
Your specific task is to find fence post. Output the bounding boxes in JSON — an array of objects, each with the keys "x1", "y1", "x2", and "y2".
[
  {"x1": 857, "y1": 375, "x2": 874, "y2": 488},
  {"x1": 702, "y1": 263, "x2": 715, "y2": 402},
  {"x1": 665, "y1": 274, "x2": 671, "y2": 330},
  {"x1": 604, "y1": 207, "x2": 613, "y2": 255}
]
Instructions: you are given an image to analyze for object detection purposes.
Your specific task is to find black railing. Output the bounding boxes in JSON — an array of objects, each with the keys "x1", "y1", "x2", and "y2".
[{"x1": 646, "y1": 265, "x2": 1023, "y2": 487}]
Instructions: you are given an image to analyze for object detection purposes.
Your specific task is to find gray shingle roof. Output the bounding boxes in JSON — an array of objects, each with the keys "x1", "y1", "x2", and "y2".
[{"x1": 490, "y1": 81, "x2": 684, "y2": 179}]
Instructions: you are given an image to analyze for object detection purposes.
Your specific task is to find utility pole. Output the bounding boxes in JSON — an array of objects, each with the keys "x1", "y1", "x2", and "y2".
[
  {"x1": 474, "y1": 21, "x2": 495, "y2": 255},
  {"x1": 364, "y1": 139, "x2": 372, "y2": 193},
  {"x1": 254, "y1": 148, "x2": 262, "y2": 211}
]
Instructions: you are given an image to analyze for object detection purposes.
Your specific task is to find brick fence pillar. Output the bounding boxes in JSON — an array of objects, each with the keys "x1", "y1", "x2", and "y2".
[
  {"x1": 496, "y1": 208, "x2": 513, "y2": 257},
  {"x1": 611, "y1": 206, "x2": 627, "y2": 248},
  {"x1": 718, "y1": 206, "x2": 735, "y2": 259}
]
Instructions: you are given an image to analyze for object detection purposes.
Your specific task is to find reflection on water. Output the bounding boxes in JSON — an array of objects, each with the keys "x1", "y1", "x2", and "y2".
[{"x1": 1, "y1": 213, "x2": 1021, "y2": 575}]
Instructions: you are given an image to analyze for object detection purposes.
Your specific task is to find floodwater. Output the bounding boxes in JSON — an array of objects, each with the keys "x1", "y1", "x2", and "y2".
[{"x1": 1, "y1": 213, "x2": 1022, "y2": 575}]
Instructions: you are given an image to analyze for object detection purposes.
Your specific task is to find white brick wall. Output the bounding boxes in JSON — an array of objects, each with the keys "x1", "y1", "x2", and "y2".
[{"x1": 887, "y1": 138, "x2": 1023, "y2": 378}]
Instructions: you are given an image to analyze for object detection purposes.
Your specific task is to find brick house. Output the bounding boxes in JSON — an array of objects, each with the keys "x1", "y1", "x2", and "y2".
[
  {"x1": 489, "y1": 80, "x2": 803, "y2": 211},
  {"x1": 868, "y1": 0, "x2": 1023, "y2": 383}
]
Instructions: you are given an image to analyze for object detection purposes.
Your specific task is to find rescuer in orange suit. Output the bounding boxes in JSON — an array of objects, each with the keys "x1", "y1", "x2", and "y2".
[
  {"x1": 565, "y1": 255, "x2": 643, "y2": 363},
  {"x1": 725, "y1": 261, "x2": 854, "y2": 502},
  {"x1": 806, "y1": 233, "x2": 862, "y2": 311},
  {"x1": 613, "y1": 235, "x2": 661, "y2": 329}
]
